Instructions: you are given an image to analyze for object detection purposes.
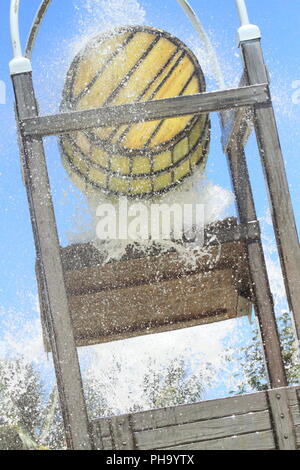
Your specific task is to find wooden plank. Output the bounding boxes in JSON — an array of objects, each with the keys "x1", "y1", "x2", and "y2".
[
  {"x1": 89, "y1": 422, "x2": 103, "y2": 450},
  {"x1": 268, "y1": 389, "x2": 297, "y2": 450},
  {"x1": 38, "y1": 219, "x2": 254, "y2": 349},
  {"x1": 289, "y1": 405, "x2": 300, "y2": 427},
  {"x1": 97, "y1": 417, "x2": 111, "y2": 438},
  {"x1": 61, "y1": 237, "x2": 250, "y2": 295},
  {"x1": 241, "y1": 39, "x2": 300, "y2": 349},
  {"x1": 59, "y1": 216, "x2": 257, "y2": 267},
  {"x1": 294, "y1": 425, "x2": 300, "y2": 449},
  {"x1": 12, "y1": 72, "x2": 92, "y2": 450},
  {"x1": 221, "y1": 65, "x2": 287, "y2": 391},
  {"x1": 90, "y1": 417, "x2": 114, "y2": 449},
  {"x1": 286, "y1": 386, "x2": 300, "y2": 449},
  {"x1": 21, "y1": 84, "x2": 270, "y2": 137},
  {"x1": 134, "y1": 410, "x2": 271, "y2": 450},
  {"x1": 102, "y1": 436, "x2": 114, "y2": 450},
  {"x1": 110, "y1": 415, "x2": 135, "y2": 450},
  {"x1": 162, "y1": 431, "x2": 276, "y2": 451},
  {"x1": 131, "y1": 390, "x2": 268, "y2": 431},
  {"x1": 92, "y1": 386, "x2": 300, "y2": 450},
  {"x1": 225, "y1": 142, "x2": 287, "y2": 388},
  {"x1": 69, "y1": 268, "x2": 245, "y2": 346},
  {"x1": 286, "y1": 386, "x2": 300, "y2": 408}
]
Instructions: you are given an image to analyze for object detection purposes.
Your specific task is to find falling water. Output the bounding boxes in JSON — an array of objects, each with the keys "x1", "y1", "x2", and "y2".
[{"x1": 1, "y1": 1, "x2": 297, "y2": 448}]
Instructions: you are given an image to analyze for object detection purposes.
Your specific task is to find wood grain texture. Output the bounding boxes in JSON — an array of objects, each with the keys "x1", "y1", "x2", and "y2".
[
  {"x1": 286, "y1": 387, "x2": 300, "y2": 449},
  {"x1": 221, "y1": 107, "x2": 252, "y2": 153},
  {"x1": 241, "y1": 39, "x2": 300, "y2": 348},
  {"x1": 21, "y1": 84, "x2": 270, "y2": 137},
  {"x1": 134, "y1": 410, "x2": 272, "y2": 450},
  {"x1": 130, "y1": 390, "x2": 268, "y2": 431},
  {"x1": 224, "y1": 142, "x2": 287, "y2": 388},
  {"x1": 110, "y1": 415, "x2": 135, "y2": 450},
  {"x1": 92, "y1": 386, "x2": 300, "y2": 450},
  {"x1": 13, "y1": 72, "x2": 92, "y2": 450},
  {"x1": 267, "y1": 389, "x2": 297, "y2": 450},
  {"x1": 69, "y1": 268, "x2": 244, "y2": 341},
  {"x1": 38, "y1": 219, "x2": 253, "y2": 350},
  {"x1": 162, "y1": 431, "x2": 276, "y2": 451}
]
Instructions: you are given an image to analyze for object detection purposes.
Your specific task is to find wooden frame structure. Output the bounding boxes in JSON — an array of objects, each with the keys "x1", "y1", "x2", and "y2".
[
  {"x1": 91, "y1": 386, "x2": 300, "y2": 451},
  {"x1": 10, "y1": 0, "x2": 300, "y2": 450},
  {"x1": 37, "y1": 218, "x2": 254, "y2": 350}
]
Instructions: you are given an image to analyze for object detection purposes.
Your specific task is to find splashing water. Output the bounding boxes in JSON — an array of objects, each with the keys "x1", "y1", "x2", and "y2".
[
  {"x1": 67, "y1": 171, "x2": 234, "y2": 265},
  {"x1": 3, "y1": 1, "x2": 297, "y2": 442},
  {"x1": 65, "y1": 0, "x2": 233, "y2": 265},
  {"x1": 5, "y1": 1, "x2": 234, "y2": 408},
  {"x1": 72, "y1": 0, "x2": 146, "y2": 54}
]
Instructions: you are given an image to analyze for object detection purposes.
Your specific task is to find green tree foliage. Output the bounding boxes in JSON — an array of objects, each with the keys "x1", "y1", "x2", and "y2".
[
  {"x1": 0, "y1": 355, "x2": 207, "y2": 450},
  {"x1": 230, "y1": 312, "x2": 300, "y2": 394},
  {"x1": 143, "y1": 358, "x2": 206, "y2": 409},
  {"x1": 0, "y1": 359, "x2": 43, "y2": 449}
]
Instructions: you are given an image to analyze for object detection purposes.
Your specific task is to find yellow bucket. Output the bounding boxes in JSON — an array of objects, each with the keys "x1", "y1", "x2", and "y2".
[{"x1": 60, "y1": 26, "x2": 210, "y2": 198}]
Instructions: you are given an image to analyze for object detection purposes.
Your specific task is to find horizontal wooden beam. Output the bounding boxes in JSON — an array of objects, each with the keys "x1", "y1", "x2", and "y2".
[
  {"x1": 92, "y1": 385, "x2": 300, "y2": 450},
  {"x1": 204, "y1": 218, "x2": 260, "y2": 246},
  {"x1": 21, "y1": 84, "x2": 270, "y2": 137}
]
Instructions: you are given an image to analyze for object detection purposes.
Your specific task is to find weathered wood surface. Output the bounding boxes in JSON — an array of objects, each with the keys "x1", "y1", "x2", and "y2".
[
  {"x1": 162, "y1": 431, "x2": 276, "y2": 451},
  {"x1": 67, "y1": 268, "x2": 246, "y2": 345},
  {"x1": 241, "y1": 39, "x2": 300, "y2": 349},
  {"x1": 130, "y1": 389, "x2": 268, "y2": 431},
  {"x1": 134, "y1": 410, "x2": 271, "y2": 450},
  {"x1": 93, "y1": 386, "x2": 300, "y2": 450},
  {"x1": 221, "y1": 107, "x2": 253, "y2": 153},
  {"x1": 224, "y1": 141, "x2": 287, "y2": 388},
  {"x1": 268, "y1": 388, "x2": 297, "y2": 450},
  {"x1": 13, "y1": 72, "x2": 92, "y2": 450},
  {"x1": 21, "y1": 84, "x2": 270, "y2": 137},
  {"x1": 286, "y1": 387, "x2": 300, "y2": 449},
  {"x1": 38, "y1": 219, "x2": 253, "y2": 350},
  {"x1": 110, "y1": 415, "x2": 135, "y2": 450}
]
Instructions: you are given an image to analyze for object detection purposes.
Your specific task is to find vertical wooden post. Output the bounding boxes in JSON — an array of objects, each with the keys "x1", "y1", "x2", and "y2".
[
  {"x1": 267, "y1": 388, "x2": 297, "y2": 450},
  {"x1": 225, "y1": 136, "x2": 287, "y2": 388},
  {"x1": 240, "y1": 38, "x2": 300, "y2": 346},
  {"x1": 12, "y1": 71, "x2": 92, "y2": 450}
]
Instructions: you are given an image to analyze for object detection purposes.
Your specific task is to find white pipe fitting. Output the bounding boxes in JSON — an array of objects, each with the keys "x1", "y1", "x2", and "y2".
[
  {"x1": 9, "y1": 0, "x2": 32, "y2": 75},
  {"x1": 235, "y1": 0, "x2": 261, "y2": 45}
]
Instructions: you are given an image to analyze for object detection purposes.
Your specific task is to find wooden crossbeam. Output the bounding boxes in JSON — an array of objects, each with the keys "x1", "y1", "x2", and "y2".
[{"x1": 21, "y1": 84, "x2": 270, "y2": 137}]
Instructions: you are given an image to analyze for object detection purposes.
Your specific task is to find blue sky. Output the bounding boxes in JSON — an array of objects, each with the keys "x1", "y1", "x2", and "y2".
[{"x1": 0, "y1": 0, "x2": 299, "y2": 405}]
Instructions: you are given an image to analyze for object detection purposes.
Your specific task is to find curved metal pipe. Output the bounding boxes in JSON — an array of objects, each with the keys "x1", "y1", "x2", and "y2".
[
  {"x1": 25, "y1": 0, "x2": 52, "y2": 59},
  {"x1": 10, "y1": 0, "x2": 22, "y2": 57},
  {"x1": 176, "y1": 0, "x2": 226, "y2": 89},
  {"x1": 235, "y1": 0, "x2": 250, "y2": 26},
  {"x1": 13, "y1": 0, "x2": 226, "y2": 88}
]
